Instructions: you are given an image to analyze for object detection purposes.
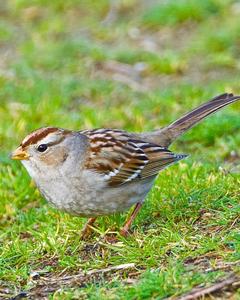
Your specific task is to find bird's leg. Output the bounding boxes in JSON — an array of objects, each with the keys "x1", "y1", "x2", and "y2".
[
  {"x1": 81, "y1": 217, "x2": 97, "y2": 239},
  {"x1": 120, "y1": 203, "x2": 142, "y2": 237}
]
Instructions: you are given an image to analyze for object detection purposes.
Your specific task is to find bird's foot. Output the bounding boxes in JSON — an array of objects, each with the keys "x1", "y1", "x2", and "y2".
[
  {"x1": 119, "y1": 228, "x2": 130, "y2": 237},
  {"x1": 81, "y1": 217, "x2": 96, "y2": 240}
]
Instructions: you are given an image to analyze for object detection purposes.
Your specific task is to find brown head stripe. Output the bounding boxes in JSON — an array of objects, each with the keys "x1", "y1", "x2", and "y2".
[{"x1": 21, "y1": 127, "x2": 59, "y2": 148}]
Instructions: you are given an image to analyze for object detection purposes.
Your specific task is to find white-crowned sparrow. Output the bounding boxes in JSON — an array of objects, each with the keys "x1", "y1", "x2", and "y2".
[{"x1": 11, "y1": 93, "x2": 240, "y2": 237}]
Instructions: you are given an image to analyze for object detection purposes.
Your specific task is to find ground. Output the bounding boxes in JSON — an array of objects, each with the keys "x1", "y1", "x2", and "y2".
[{"x1": 0, "y1": 0, "x2": 239, "y2": 299}]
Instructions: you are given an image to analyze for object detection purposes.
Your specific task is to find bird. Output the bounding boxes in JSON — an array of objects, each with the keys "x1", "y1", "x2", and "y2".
[{"x1": 11, "y1": 93, "x2": 240, "y2": 238}]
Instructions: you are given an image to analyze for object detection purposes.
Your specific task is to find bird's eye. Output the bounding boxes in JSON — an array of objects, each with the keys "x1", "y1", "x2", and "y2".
[{"x1": 37, "y1": 144, "x2": 48, "y2": 152}]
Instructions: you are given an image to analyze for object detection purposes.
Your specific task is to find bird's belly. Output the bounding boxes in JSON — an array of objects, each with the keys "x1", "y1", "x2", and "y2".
[{"x1": 36, "y1": 175, "x2": 154, "y2": 217}]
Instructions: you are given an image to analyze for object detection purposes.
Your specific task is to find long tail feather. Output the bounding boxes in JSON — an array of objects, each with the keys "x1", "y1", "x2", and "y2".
[{"x1": 139, "y1": 93, "x2": 240, "y2": 147}]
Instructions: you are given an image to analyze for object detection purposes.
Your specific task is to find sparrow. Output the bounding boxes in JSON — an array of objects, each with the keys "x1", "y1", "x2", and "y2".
[{"x1": 11, "y1": 93, "x2": 240, "y2": 237}]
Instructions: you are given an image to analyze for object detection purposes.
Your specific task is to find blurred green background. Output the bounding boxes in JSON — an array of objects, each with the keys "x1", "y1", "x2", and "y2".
[{"x1": 0, "y1": 0, "x2": 239, "y2": 299}]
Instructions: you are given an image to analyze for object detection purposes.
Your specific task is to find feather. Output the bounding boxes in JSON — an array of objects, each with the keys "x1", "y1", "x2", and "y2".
[{"x1": 82, "y1": 129, "x2": 187, "y2": 187}]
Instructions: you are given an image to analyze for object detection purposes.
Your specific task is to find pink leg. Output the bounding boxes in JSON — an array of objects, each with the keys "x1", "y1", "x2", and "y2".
[
  {"x1": 81, "y1": 217, "x2": 97, "y2": 239},
  {"x1": 120, "y1": 203, "x2": 142, "y2": 237}
]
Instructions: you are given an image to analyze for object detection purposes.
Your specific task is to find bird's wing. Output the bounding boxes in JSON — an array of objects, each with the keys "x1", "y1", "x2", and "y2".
[{"x1": 82, "y1": 129, "x2": 186, "y2": 187}]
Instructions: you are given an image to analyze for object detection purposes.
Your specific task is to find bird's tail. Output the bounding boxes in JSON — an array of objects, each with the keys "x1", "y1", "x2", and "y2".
[{"x1": 142, "y1": 93, "x2": 240, "y2": 147}]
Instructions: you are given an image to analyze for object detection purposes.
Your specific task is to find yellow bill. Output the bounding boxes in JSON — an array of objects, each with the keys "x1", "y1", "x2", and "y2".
[{"x1": 11, "y1": 147, "x2": 30, "y2": 160}]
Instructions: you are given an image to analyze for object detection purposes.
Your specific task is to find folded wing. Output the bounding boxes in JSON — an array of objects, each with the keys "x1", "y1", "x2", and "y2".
[{"x1": 82, "y1": 129, "x2": 187, "y2": 187}]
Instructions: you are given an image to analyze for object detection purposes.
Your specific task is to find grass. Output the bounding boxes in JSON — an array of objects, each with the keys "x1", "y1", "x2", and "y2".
[{"x1": 0, "y1": 0, "x2": 240, "y2": 298}]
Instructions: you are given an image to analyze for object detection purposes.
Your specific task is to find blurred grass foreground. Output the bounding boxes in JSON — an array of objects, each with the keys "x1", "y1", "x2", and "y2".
[{"x1": 0, "y1": 1, "x2": 239, "y2": 299}]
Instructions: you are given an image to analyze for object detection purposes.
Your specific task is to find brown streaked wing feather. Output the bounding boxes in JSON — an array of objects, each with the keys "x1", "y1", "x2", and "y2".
[
  {"x1": 82, "y1": 129, "x2": 149, "y2": 186},
  {"x1": 82, "y1": 129, "x2": 187, "y2": 186},
  {"x1": 134, "y1": 143, "x2": 187, "y2": 179}
]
